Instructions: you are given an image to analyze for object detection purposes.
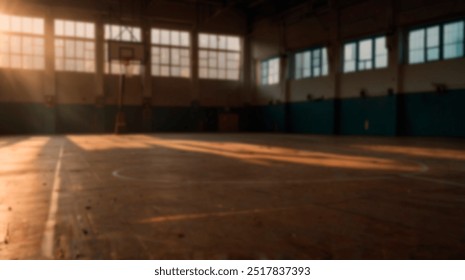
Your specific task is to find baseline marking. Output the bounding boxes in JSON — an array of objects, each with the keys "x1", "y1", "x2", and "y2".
[{"x1": 41, "y1": 144, "x2": 64, "y2": 259}]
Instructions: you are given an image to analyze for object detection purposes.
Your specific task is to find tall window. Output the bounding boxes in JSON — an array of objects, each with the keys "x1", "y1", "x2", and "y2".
[
  {"x1": 343, "y1": 36, "x2": 388, "y2": 73},
  {"x1": 198, "y1": 33, "x2": 241, "y2": 80},
  {"x1": 151, "y1": 28, "x2": 190, "y2": 78},
  {"x1": 0, "y1": 14, "x2": 45, "y2": 70},
  {"x1": 261, "y1": 57, "x2": 280, "y2": 85},
  {"x1": 104, "y1": 24, "x2": 142, "y2": 75},
  {"x1": 55, "y1": 20, "x2": 95, "y2": 73},
  {"x1": 444, "y1": 21, "x2": 464, "y2": 59},
  {"x1": 408, "y1": 20, "x2": 464, "y2": 64},
  {"x1": 295, "y1": 47, "x2": 328, "y2": 80}
]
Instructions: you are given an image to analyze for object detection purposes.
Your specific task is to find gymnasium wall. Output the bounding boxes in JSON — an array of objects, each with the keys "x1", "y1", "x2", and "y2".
[
  {"x1": 0, "y1": 0, "x2": 248, "y2": 134},
  {"x1": 251, "y1": 0, "x2": 465, "y2": 137},
  {"x1": 1, "y1": 0, "x2": 464, "y2": 137}
]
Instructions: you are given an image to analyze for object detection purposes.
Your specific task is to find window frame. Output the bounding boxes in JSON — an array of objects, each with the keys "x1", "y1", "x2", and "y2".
[
  {"x1": 151, "y1": 28, "x2": 191, "y2": 78},
  {"x1": 0, "y1": 14, "x2": 45, "y2": 71},
  {"x1": 54, "y1": 19, "x2": 96, "y2": 74},
  {"x1": 294, "y1": 46, "x2": 329, "y2": 80},
  {"x1": 198, "y1": 33, "x2": 242, "y2": 81},
  {"x1": 408, "y1": 19, "x2": 465, "y2": 64},
  {"x1": 343, "y1": 35, "x2": 388, "y2": 73},
  {"x1": 260, "y1": 57, "x2": 280, "y2": 86}
]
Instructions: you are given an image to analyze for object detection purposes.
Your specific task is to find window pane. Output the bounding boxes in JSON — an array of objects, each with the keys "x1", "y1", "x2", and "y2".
[
  {"x1": 218, "y1": 52, "x2": 226, "y2": 68},
  {"x1": 375, "y1": 37, "x2": 388, "y2": 68},
  {"x1": 344, "y1": 43, "x2": 356, "y2": 72},
  {"x1": 85, "y1": 23, "x2": 94, "y2": 39},
  {"x1": 11, "y1": 16, "x2": 21, "y2": 33},
  {"x1": 171, "y1": 31, "x2": 180, "y2": 46},
  {"x1": 227, "y1": 37, "x2": 240, "y2": 51},
  {"x1": 209, "y1": 35, "x2": 217, "y2": 49},
  {"x1": 313, "y1": 49, "x2": 321, "y2": 76},
  {"x1": 410, "y1": 50, "x2": 424, "y2": 64},
  {"x1": 409, "y1": 29, "x2": 425, "y2": 64},
  {"x1": 180, "y1": 32, "x2": 189, "y2": 47},
  {"x1": 160, "y1": 47, "x2": 169, "y2": 64},
  {"x1": 295, "y1": 53, "x2": 302, "y2": 79},
  {"x1": 171, "y1": 48, "x2": 180, "y2": 65},
  {"x1": 199, "y1": 33, "x2": 241, "y2": 80},
  {"x1": 0, "y1": 15, "x2": 10, "y2": 32},
  {"x1": 303, "y1": 51, "x2": 311, "y2": 77},
  {"x1": 33, "y1": 18, "x2": 44, "y2": 34},
  {"x1": 152, "y1": 29, "x2": 160, "y2": 44},
  {"x1": 427, "y1": 26, "x2": 439, "y2": 47},
  {"x1": 10, "y1": 35, "x2": 20, "y2": 53},
  {"x1": 160, "y1": 30, "x2": 170, "y2": 45},
  {"x1": 199, "y1": 67, "x2": 208, "y2": 78},
  {"x1": 443, "y1": 21, "x2": 464, "y2": 59},
  {"x1": 76, "y1": 22, "x2": 86, "y2": 38},
  {"x1": 22, "y1": 37, "x2": 32, "y2": 54},
  {"x1": 55, "y1": 20, "x2": 64, "y2": 36},
  {"x1": 22, "y1": 17, "x2": 32, "y2": 33},
  {"x1": 358, "y1": 39, "x2": 373, "y2": 70},
  {"x1": 322, "y1": 48, "x2": 328, "y2": 75},
  {"x1": 65, "y1": 21, "x2": 74, "y2": 36},
  {"x1": 218, "y1": 36, "x2": 227, "y2": 50},
  {"x1": 199, "y1": 34, "x2": 209, "y2": 48},
  {"x1": 132, "y1": 28, "x2": 142, "y2": 42},
  {"x1": 218, "y1": 69, "x2": 226, "y2": 79}
]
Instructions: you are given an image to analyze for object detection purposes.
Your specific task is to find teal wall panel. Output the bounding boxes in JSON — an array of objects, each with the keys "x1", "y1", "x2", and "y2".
[
  {"x1": 253, "y1": 105, "x2": 286, "y2": 132},
  {"x1": 339, "y1": 95, "x2": 397, "y2": 136},
  {"x1": 152, "y1": 107, "x2": 195, "y2": 132},
  {"x1": 0, "y1": 103, "x2": 54, "y2": 135},
  {"x1": 398, "y1": 89, "x2": 465, "y2": 137},
  {"x1": 56, "y1": 105, "x2": 104, "y2": 134},
  {"x1": 104, "y1": 106, "x2": 152, "y2": 133},
  {"x1": 0, "y1": 89, "x2": 464, "y2": 137},
  {"x1": 289, "y1": 100, "x2": 334, "y2": 134}
]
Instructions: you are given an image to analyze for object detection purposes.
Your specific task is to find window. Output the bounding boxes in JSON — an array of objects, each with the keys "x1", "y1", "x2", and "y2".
[
  {"x1": 198, "y1": 33, "x2": 241, "y2": 80},
  {"x1": 151, "y1": 28, "x2": 190, "y2": 78},
  {"x1": 261, "y1": 58, "x2": 280, "y2": 85},
  {"x1": 343, "y1": 36, "x2": 388, "y2": 73},
  {"x1": 0, "y1": 14, "x2": 45, "y2": 70},
  {"x1": 55, "y1": 20, "x2": 95, "y2": 73},
  {"x1": 295, "y1": 47, "x2": 328, "y2": 80},
  {"x1": 104, "y1": 24, "x2": 142, "y2": 75},
  {"x1": 443, "y1": 21, "x2": 464, "y2": 59},
  {"x1": 408, "y1": 20, "x2": 464, "y2": 64},
  {"x1": 375, "y1": 37, "x2": 388, "y2": 68}
]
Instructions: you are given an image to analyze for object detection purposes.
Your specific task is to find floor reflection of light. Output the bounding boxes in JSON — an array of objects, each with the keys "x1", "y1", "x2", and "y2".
[
  {"x1": 68, "y1": 135, "x2": 151, "y2": 151},
  {"x1": 0, "y1": 137, "x2": 51, "y2": 174},
  {"x1": 133, "y1": 135, "x2": 420, "y2": 172},
  {"x1": 0, "y1": 137, "x2": 51, "y2": 259}
]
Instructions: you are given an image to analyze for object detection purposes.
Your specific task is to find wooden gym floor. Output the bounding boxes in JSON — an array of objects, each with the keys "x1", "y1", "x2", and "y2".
[{"x1": 0, "y1": 134, "x2": 464, "y2": 259}]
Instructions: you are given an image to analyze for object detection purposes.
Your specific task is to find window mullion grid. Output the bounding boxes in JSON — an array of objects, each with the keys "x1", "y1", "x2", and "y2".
[{"x1": 355, "y1": 42, "x2": 359, "y2": 72}]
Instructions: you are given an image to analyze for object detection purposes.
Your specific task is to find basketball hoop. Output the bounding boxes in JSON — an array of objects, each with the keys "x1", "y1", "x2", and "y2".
[{"x1": 107, "y1": 41, "x2": 145, "y2": 134}]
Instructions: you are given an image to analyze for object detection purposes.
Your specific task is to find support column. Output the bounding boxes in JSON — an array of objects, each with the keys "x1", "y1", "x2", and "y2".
[{"x1": 95, "y1": 18, "x2": 105, "y2": 99}]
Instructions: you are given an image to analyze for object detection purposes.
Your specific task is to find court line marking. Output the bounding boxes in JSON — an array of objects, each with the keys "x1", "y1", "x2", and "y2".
[{"x1": 41, "y1": 144, "x2": 64, "y2": 259}]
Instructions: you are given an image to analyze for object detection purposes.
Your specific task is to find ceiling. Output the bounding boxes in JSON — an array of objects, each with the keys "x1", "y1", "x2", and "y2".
[{"x1": 21, "y1": 0, "x2": 331, "y2": 22}]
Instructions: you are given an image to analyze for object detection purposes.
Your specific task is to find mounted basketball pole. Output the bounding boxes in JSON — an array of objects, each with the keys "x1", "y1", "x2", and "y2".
[{"x1": 108, "y1": 41, "x2": 144, "y2": 134}]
